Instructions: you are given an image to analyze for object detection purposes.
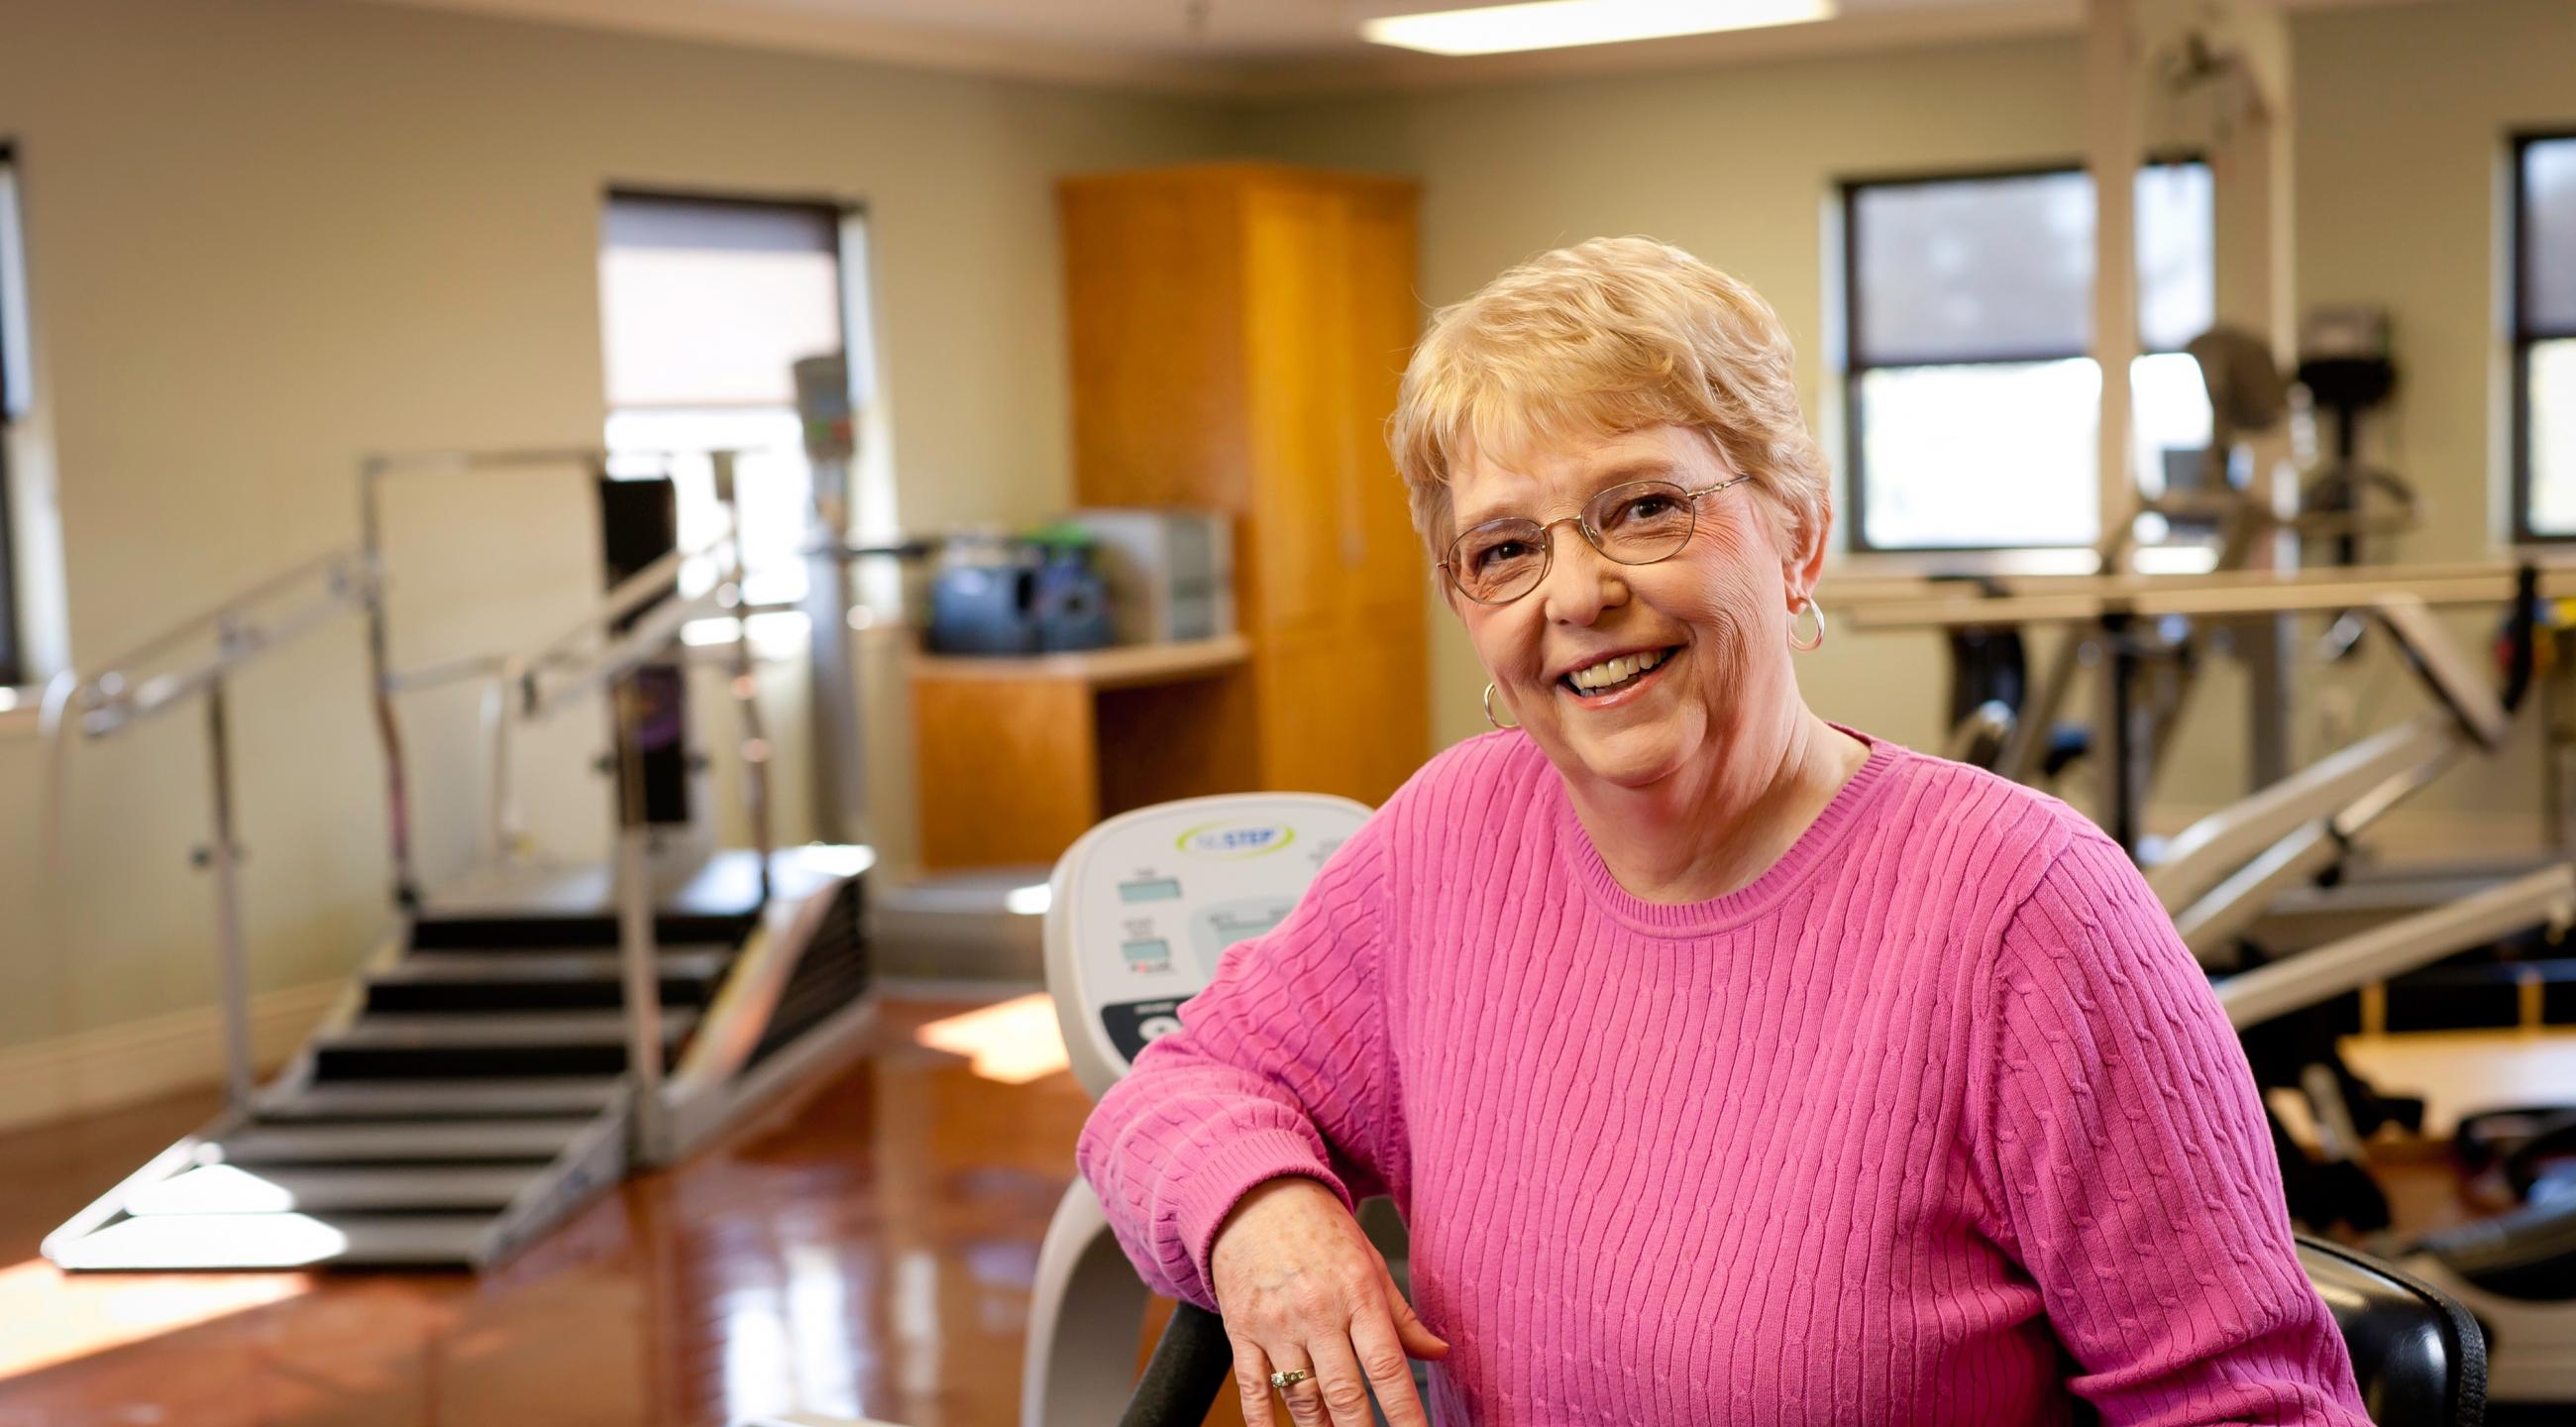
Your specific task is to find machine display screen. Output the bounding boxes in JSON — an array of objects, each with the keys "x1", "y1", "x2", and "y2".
[
  {"x1": 1118, "y1": 877, "x2": 1182, "y2": 903},
  {"x1": 1122, "y1": 937, "x2": 1171, "y2": 964}
]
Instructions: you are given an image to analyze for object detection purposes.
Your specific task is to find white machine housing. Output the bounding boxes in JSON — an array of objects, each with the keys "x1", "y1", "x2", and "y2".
[
  {"x1": 1029, "y1": 792, "x2": 1372, "y2": 1426},
  {"x1": 1045, "y1": 792, "x2": 1371, "y2": 1099}
]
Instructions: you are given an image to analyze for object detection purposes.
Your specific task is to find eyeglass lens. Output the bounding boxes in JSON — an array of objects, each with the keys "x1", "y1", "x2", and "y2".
[{"x1": 1448, "y1": 480, "x2": 1700, "y2": 604}]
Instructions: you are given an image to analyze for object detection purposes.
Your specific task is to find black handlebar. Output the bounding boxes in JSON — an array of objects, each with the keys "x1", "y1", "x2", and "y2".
[
  {"x1": 2499, "y1": 562, "x2": 2540, "y2": 716},
  {"x1": 1121, "y1": 1300, "x2": 1235, "y2": 1427}
]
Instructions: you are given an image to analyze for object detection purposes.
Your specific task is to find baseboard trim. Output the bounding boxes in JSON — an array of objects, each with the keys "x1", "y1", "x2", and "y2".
[{"x1": 0, "y1": 981, "x2": 340, "y2": 1136}]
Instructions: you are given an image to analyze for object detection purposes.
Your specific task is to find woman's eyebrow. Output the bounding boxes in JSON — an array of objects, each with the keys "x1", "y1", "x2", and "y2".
[
  {"x1": 1456, "y1": 460, "x2": 1685, "y2": 529},
  {"x1": 1588, "y1": 458, "x2": 1682, "y2": 487}
]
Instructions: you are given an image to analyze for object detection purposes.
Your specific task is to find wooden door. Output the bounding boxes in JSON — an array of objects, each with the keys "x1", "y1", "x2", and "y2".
[
  {"x1": 1062, "y1": 171, "x2": 1250, "y2": 513},
  {"x1": 1060, "y1": 165, "x2": 1430, "y2": 808},
  {"x1": 1342, "y1": 184, "x2": 1431, "y2": 616},
  {"x1": 1240, "y1": 178, "x2": 1354, "y2": 638},
  {"x1": 1239, "y1": 171, "x2": 1428, "y2": 802}
]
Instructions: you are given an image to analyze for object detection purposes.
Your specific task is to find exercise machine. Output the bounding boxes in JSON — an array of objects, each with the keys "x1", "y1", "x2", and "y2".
[
  {"x1": 2131, "y1": 577, "x2": 2576, "y2": 1405},
  {"x1": 1022, "y1": 793, "x2": 1380, "y2": 1426},
  {"x1": 1918, "y1": 314, "x2": 2418, "y2": 840}
]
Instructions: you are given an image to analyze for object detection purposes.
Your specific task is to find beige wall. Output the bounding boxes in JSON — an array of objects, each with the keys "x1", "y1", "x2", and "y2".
[
  {"x1": 0, "y1": 0, "x2": 1231, "y2": 1052},
  {"x1": 1240, "y1": 0, "x2": 2576, "y2": 830},
  {"x1": 8, "y1": 0, "x2": 2576, "y2": 1066}
]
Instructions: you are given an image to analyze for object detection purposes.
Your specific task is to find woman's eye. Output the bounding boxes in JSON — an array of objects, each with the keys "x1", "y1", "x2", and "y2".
[{"x1": 1473, "y1": 541, "x2": 1529, "y2": 570}]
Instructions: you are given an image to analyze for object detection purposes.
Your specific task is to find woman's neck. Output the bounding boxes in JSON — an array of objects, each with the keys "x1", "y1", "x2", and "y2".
[{"x1": 1565, "y1": 709, "x2": 1870, "y2": 905}]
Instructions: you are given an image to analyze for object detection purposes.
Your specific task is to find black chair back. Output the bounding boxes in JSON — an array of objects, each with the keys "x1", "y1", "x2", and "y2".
[{"x1": 2298, "y1": 1234, "x2": 2488, "y2": 1427}]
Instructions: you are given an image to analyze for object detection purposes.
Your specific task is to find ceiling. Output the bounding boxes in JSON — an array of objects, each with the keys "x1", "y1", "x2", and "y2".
[
  {"x1": 362, "y1": 0, "x2": 2079, "y2": 94},
  {"x1": 358, "y1": 0, "x2": 2417, "y2": 95}
]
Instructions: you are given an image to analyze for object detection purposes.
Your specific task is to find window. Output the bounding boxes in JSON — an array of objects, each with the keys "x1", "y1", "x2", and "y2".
[
  {"x1": 598, "y1": 191, "x2": 855, "y2": 642},
  {"x1": 0, "y1": 146, "x2": 30, "y2": 687},
  {"x1": 1842, "y1": 162, "x2": 2214, "y2": 551},
  {"x1": 2515, "y1": 134, "x2": 2576, "y2": 540}
]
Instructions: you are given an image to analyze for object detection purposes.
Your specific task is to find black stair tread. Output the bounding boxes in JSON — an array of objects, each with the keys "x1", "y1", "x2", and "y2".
[
  {"x1": 128, "y1": 1163, "x2": 541, "y2": 1214},
  {"x1": 216, "y1": 1118, "x2": 597, "y2": 1164},
  {"x1": 258, "y1": 1078, "x2": 624, "y2": 1120},
  {"x1": 317, "y1": 1010, "x2": 700, "y2": 1049},
  {"x1": 408, "y1": 913, "x2": 754, "y2": 945},
  {"x1": 418, "y1": 849, "x2": 772, "y2": 920},
  {"x1": 53, "y1": 1212, "x2": 500, "y2": 1269},
  {"x1": 374, "y1": 949, "x2": 731, "y2": 981}
]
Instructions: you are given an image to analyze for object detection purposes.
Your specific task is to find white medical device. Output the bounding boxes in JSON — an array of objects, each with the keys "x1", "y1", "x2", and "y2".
[
  {"x1": 1043, "y1": 793, "x2": 1370, "y2": 1099},
  {"x1": 1029, "y1": 792, "x2": 1373, "y2": 1425}
]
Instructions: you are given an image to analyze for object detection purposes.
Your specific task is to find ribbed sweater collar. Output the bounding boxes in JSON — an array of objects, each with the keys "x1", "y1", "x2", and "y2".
[{"x1": 1551, "y1": 724, "x2": 1904, "y2": 938}]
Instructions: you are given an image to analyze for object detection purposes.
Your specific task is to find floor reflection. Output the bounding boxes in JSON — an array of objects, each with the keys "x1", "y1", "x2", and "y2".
[
  {"x1": 0, "y1": 1257, "x2": 310, "y2": 1379},
  {"x1": 0, "y1": 996, "x2": 1095, "y2": 1427}
]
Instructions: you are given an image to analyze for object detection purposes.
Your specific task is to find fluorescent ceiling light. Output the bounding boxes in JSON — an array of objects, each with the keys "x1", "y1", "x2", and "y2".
[{"x1": 1363, "y1": 0, "x2": 1836, "y2": 55}]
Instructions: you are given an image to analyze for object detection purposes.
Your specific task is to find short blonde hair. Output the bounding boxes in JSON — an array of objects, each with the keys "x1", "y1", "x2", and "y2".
[{"x1": 1389, "y1": 236, "x2": 1830, "y2": 563}]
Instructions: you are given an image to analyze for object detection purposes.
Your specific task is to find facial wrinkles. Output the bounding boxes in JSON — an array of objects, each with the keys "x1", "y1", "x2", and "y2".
[
  {"x1": 1451, "y1": 428, "x2": 1784, "y2": 723},
  {"x1": 1592, "y1": 508, "x2": 1790, "y2": 819},
  {"x1": 1688, "y1": 501, "x2": 1775, "y2": 701}
]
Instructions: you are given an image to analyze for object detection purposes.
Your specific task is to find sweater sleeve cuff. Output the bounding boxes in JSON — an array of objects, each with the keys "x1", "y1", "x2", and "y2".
[{"x1": 1179, "y1": 1127, "x2": 1355, "y2": 1306}]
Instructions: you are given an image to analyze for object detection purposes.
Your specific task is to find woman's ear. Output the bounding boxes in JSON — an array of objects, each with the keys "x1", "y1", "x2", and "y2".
[{"x1": 1781, "y1": 499, "x2": 1833, "y2": 605}]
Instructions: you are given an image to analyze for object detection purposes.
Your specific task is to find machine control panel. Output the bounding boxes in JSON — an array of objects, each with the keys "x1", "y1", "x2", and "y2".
[{"x1": 1045, "y1": 794, "x2": 1372, "y2": 1100}]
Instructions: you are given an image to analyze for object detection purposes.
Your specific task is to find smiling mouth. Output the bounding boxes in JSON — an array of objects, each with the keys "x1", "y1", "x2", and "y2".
[{"x1": 1559, "y1": 645, "x2": 1681, "y2": 699}]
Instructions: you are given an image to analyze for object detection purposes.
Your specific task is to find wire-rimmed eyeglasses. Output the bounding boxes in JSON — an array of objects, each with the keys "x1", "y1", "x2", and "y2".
[{"x1": 1438, "y1": 476, "x2": 1753, "y2": 605}]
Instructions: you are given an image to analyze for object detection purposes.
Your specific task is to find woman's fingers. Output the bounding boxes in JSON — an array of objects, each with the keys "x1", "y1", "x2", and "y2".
[
  {"x1": 1207, "y1": 1181, "x2": 1449, "y2": 1427},
  {"x1": 1347, "y1": 1309, "x2": 1433, "y2": 1427},
  {"x1": 1300, "y1": 1334, "x2": 1383, "y2": 1427},
  {"x1": 1232, "y1": 1337, "x2": 1279, "y2": 1427},
  {"x1": 1267, "y1": 1344, "x2": 1331, "y2": 1427},
  {"x1": 1377, "y1": 1263, "x2": 1449, "y2": 1361}
]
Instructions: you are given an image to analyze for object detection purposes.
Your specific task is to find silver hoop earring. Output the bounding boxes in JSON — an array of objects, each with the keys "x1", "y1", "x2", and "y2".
[
  {"x1": 1482, "y1": 682, "x2": 1520, "y2": 729},
  {"x1": 1788, "y1": 597, "x2": 1826, "y2": 652}
]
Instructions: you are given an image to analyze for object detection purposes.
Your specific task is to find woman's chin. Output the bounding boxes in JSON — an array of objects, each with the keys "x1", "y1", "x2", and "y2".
[{"x1": 1561, "y1": 722, "x2": 1693, "y2": 790}]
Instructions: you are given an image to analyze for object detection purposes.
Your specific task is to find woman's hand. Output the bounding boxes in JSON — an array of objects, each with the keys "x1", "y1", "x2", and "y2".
[{"x1": 1209, "y1": 1176, "x2": 1449, "y2": 1426}]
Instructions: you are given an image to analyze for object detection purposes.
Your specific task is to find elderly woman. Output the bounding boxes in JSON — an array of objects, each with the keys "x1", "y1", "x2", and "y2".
[{"x1": 1077, "y1": 238, "x2": 2369, "y2": 1426}]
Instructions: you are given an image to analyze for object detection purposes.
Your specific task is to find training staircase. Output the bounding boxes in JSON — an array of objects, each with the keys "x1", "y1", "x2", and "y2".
[
  {"x1": 46, "y1": 850, "x2": 870, "y2": 1270},
  {"x1": 39, "y1": 450, "x2": 892, "y2": 1273}
]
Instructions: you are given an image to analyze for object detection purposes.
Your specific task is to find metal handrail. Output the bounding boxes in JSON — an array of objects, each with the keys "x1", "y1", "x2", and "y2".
[
  {"x1": 78, "y1": 547, "x2": 367, "y2": 687},
  {"x1": 516, "y1": 585, "x2": 728, "y2": 721},
  {"x1": 405, "y1": 447, "x2": 780, "y2": 1154},
  {"x1": 498, "y1": 521, "x2": 735, "y2": 713},
  {"x1": 358, "y1": 444, "x2": 763, "y2": 907},
  {"x1": 361, "y1": 446, "x2": 623, "y2": 904},
  {"x1": 35, "y1": 446, "x2": 787, "y2": 1136},
  {"x1": 64, "y1": 546, "x2": 372, "y2": 736},
  {"x1": 39, "y1": 544, "x2": 376, "y2": 1116}
]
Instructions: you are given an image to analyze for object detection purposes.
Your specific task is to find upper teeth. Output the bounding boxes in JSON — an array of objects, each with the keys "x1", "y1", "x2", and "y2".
[{"x1": 1568, "y1": 648, "x2": 1667, "y2": 690}]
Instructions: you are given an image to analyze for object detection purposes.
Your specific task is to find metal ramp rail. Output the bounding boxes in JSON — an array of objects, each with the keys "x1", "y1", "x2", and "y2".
[{"x1": 43, "y1": 447, "x2": 877, "y2": 1271}]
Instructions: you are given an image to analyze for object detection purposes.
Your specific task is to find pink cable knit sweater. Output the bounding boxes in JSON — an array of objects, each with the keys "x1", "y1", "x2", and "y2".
[{"x1": 1078, "y1": 727, "x2": 2372, "y2": 1424}]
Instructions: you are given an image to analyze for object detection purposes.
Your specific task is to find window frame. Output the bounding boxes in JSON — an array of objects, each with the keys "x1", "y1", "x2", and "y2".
[
  {"x1": 2510, "y1": 130, "x2": 2576, "y2": 544},
  {"x1": 0, "y1": 142, "x2": 25, "y2": 688},
  {"x1": 1838, "y1": 155, "x2": 2208, "y2": 555},
  {"x1": 600, "y1": 184, "x2": 856, "y2": 415},
  {"x1": 597, "y1": 184, "x2": 867, "y2": 637}
]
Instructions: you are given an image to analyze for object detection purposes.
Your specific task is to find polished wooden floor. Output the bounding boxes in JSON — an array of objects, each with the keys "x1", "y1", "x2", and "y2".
[
  {"x1": 0, "y1": 997, "x2": 1095, "y2": 1427},
  {"x1": 0, "y1": 1006, "x2": 2563, "y2": 1427}
]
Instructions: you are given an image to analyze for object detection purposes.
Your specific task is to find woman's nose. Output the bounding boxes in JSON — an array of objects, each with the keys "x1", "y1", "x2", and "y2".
[{"x1": 1537, "y1": 523, "x2": 1625, "y2": 624}]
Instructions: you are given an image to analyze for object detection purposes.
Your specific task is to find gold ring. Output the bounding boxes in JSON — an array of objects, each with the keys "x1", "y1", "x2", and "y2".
[{"x1": 1269, "y1": 1368, "x2": 1314, "y2": 1389}]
